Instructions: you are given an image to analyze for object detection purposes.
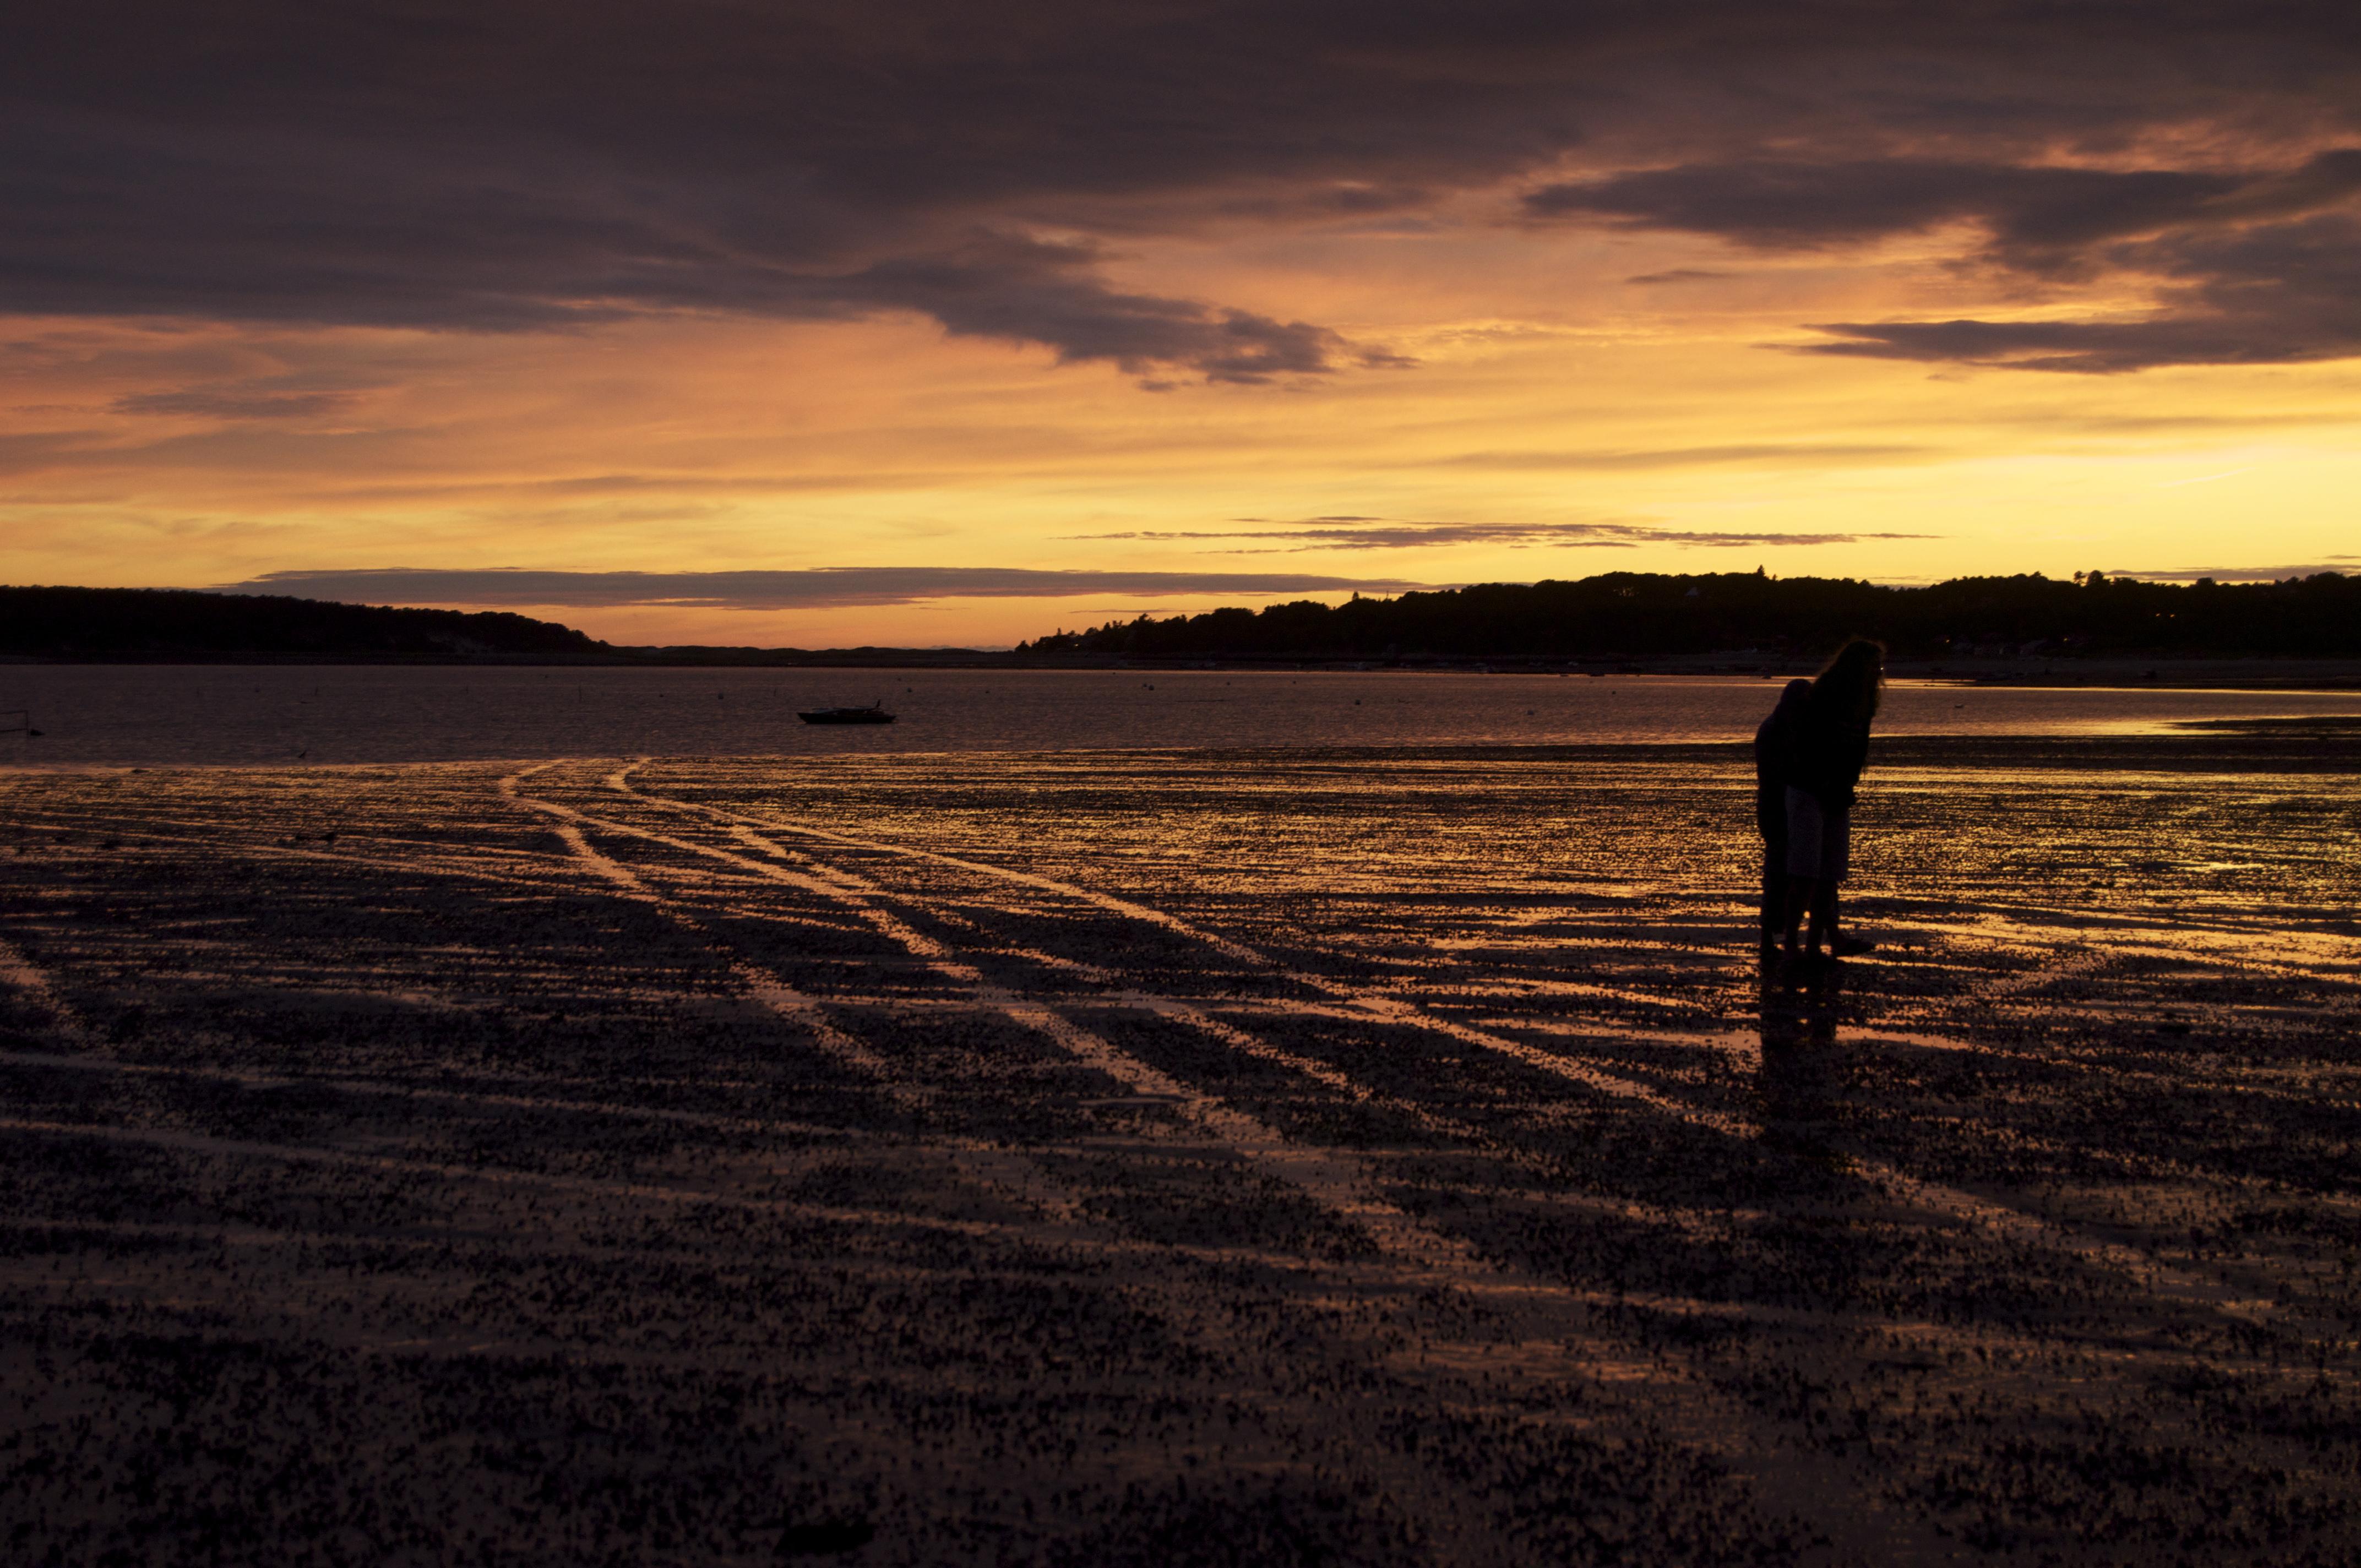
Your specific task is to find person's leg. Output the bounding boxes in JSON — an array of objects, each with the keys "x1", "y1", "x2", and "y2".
[
  {"x1": 1811, "y1": 808, "x2": 1840, "y2": 949},
  {"x1": 1808, "y1": 876, "x2": 1837, "y2": 951},
  {"x1": 1818, "y1": 805, "x2": 1874, "y2": 957},
  {"x1": 1756, "y1": 790, "x2": 1786, "y2": 926},
  {"x1": 1782, "y1": 787, "x2": 1824, "y2": 957},
  {"x1": 1784, "y1": 874, "x2": 1818, "y2": 956}
]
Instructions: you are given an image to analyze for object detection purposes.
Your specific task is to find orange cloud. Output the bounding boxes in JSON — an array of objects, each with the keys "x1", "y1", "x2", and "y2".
[{"x1": 4, "y1": 6, "x2": 2359, "y2": 644}]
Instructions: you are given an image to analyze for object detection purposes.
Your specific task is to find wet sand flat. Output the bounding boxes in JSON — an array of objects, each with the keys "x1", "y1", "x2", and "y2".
[{"x1": 2, "y1": 740, "x2": 2358, "y2": 1565}]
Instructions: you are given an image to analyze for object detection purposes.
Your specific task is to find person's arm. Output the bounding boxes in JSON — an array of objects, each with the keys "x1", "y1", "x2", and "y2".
[
  {"x1": 1834, "y1": 722, "x2": 1870, "y2": 808},
  {"x1": 1754, "y1": 711, "x2": 1791, "y2": 786}
]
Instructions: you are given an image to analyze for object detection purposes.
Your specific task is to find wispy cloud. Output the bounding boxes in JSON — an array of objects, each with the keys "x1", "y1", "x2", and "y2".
[
  {"x1": 2104, "y1": 565, "x2": 2352, "y2": 582},
  {"x1": 1422, "y1": 444, "x2": 1935, "y2": 471},
  {"x1": 112, "y1": 386, "x2": 363, "y2": 421},
  {"x1": 1067, "y1": 517, "x2": 1933, "y2": 551},
  {"x1": 220, "y1": 567, "x2": 1439, "y2": 610}
]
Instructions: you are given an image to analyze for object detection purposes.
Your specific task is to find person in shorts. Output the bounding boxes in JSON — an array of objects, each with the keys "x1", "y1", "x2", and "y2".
[{"x1": 1781, "y1": 639, "x2": 1883, "y2": 962}]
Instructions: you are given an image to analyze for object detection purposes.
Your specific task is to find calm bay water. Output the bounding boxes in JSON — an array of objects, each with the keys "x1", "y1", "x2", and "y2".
[{"x1": 4, "y1": 664, "x2": 2360, "y2": 767}]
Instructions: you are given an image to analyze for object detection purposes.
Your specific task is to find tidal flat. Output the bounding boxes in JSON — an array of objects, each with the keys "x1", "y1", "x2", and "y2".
[{"x1": 2, "y1": 737, "x2": 2357, "y2": 1565}]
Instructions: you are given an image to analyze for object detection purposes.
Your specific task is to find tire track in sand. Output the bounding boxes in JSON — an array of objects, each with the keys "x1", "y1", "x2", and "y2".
[
  {"x1": 503, "y1": 765, "x2": 908, "y2": 1091},
  {"x1": 512, "y1": 764, "x2": 1977, "y2": 1565},
  {"x1": 0, "y1": 933, "x2": 92, "y2": 1050},
  {"x1": 603, "y1": 769, "x2": 2325, "y2": 1338}
]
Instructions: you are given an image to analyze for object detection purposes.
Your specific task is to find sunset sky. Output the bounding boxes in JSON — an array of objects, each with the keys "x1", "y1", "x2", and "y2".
[{"x1": 5, "y1": 3, "x2": 2358, "y2": 646}]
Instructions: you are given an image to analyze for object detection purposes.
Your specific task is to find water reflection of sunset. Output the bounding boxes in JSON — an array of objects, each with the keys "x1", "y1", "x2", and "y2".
[{"x1": 7, "y1": 737, "x2": 2355, "y2": 1557}]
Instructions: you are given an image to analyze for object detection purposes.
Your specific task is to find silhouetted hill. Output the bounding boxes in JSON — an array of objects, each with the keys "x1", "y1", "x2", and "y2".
[
  {"x1": 1014, "y1": 570, "x2": 2361, "y2": 663},
  {"x1": 0, "y1": 586, "x2": 610, "y2": 662},
  {"x1": 15, "y1": 574, "x2": 2357, "y2": 669}
]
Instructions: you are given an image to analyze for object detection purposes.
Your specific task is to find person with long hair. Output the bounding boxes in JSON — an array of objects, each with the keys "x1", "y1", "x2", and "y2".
[{"x1": 1781, "y1": 638, "x2": 1884, "y2": 962}]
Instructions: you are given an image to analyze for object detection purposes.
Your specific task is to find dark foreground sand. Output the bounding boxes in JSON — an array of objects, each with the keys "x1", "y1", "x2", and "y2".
[{"x1": 2, "y1": 734, "x2": 2357, "y2": 1566}]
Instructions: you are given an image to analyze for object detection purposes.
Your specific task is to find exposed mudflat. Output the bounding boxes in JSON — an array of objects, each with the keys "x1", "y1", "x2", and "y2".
[{"x1": 2, "y1": 741, "x2": 2357, "y2": 1565}]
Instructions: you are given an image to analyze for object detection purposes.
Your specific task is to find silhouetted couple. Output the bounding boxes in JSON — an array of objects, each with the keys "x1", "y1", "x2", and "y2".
[{"x1": 1755, "y1": 639, "x2": 1883, "y2": 963}]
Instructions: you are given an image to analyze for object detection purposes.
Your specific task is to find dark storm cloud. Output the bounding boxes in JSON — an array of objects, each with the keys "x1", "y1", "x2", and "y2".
[
  {"x1": 9, "y1": 3, "x2": 2361, "y2": 377},
  {"x1": 1527, "y1": 153, "x2": 2361, "y2": 263},
  {"x1": 222, "y1": 567, "x2": 1434, "y2": 609},
  {"x1": 823, "y1": 235, "x2": 1366, "y2": 383},
  {"x1": 1069, "y1": 518, "x2": 1932, "y2": 551},
  {"x1": 9, "y1": 0, "x2": 1587, "y2": 380},
  {"x1": 1532, "y1": 150, "x2": 2361, "y2": 369},
  {"x1": 1809, "y1": 214, "x2": 2361, "y2": 370}
]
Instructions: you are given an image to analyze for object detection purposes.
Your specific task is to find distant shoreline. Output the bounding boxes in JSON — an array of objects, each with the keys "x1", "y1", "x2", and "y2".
[
  {"x1": 6, "y1": 650, "x2": 2359, "y2": 689},
  {"x1": 0, "y1": 647, "x2": 1013, "y2": 670},
  {"x1": 13, "y1": 578, "x2": 2361, "y2": 681}
]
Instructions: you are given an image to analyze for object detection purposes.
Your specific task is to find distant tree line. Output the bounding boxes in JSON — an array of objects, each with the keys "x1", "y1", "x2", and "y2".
[
  {"x1": 0, "y1": 586, "x2": 606, "y2": 661},
  {"x1": 1014, "y1": 571, "x2": 2361, "y2": 662}
]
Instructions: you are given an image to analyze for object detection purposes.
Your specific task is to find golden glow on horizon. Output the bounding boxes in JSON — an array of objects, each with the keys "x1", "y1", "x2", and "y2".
[{"x1": 5, "y1": 218, "x2": 2358, "y2": 646}]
